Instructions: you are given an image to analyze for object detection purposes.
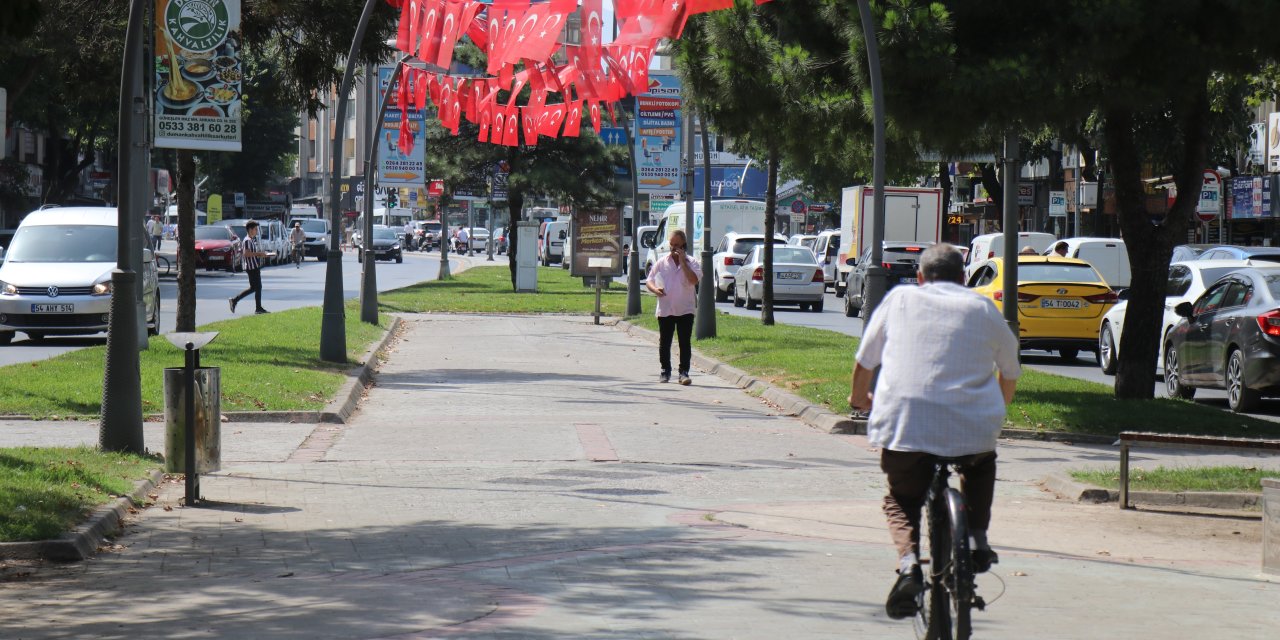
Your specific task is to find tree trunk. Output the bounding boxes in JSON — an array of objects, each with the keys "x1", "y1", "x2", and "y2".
[
  {"x1": 175, "y1": 149, "x2": 197, "y2": 333},
  {"x1": 505, "y1": 148, "x2": 524, "y2": 290},
  {"x1": 938, "y1": 162, "x2": 952, "y2": 242},
  {"x1": 1109, "y1": 89, "x2": 1205, "y2": 400},
  {"x1": 761, "y1": 145, "x2": 779, "y2": 325}
]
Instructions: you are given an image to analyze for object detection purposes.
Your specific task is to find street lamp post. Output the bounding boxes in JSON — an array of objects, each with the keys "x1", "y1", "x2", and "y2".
[
  {"x1": 695, "y1": 116, "x2": 716, "y2": 339},
  {"x1": 624, "y1": 113, "x2": 643, "y2": 316},
  {"x1": 360, "y1": 55, "x2": 412, "y2": 326},
  {"x1": 857, "y1": 0, "x2": 888, "y2": 321},
  {"x1": 1001, "y1": 132, "x2": 1020, "y2": 334},
  {"x1": 101, "y1": 0, "x2": 147, "y2": 453},
  {"x1": 321, "y1": 0, "x2": 379, "y2": 362}
]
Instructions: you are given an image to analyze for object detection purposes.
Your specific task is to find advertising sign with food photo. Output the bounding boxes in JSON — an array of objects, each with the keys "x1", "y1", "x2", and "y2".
[
  {"x1": 153, "y1": 0, "x2": 242, "y2": 151},
  {"x1": 570, "y1": 207, "x2": 624, "y2": 278}
]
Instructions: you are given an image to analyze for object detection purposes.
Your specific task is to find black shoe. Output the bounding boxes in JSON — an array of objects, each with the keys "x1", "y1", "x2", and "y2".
[
  {"x1": 972, "y1": 547, "x2": 999, "y2": 574},
  {"x1": 255, "y1": 308, "x2": 270, "y2": 315},
  {"x1": 659, "y1": 371, "x2": 671, "y2": 383},
  {"x1": 885, "y1": 565, "x2": 924, "y2": 620},
  {"x1": 228, "y1": 298, "x2": 237, "y2": 313},
  {"x1": 678, "y1": 373, "x2": 691, "y2": 385}
]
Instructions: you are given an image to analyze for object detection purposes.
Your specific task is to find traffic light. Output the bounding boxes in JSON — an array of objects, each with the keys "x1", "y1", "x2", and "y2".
[{"x1": 386, "y1": 188, "x2": 398, "y2": 208}]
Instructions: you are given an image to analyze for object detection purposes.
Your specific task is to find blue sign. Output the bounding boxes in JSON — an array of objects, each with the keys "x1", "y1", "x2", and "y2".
[
  {"x1": 692, "y1": 166, "x2": 769, "y2": 199},
  {"x1": 1230, "y1": 176, "x2": 1271, "y2": 220},
  {"x1": 598, "y1": 127, "x2": 628, "y2": 146}
]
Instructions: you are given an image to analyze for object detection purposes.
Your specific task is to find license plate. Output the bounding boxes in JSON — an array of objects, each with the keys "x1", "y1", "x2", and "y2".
[
  {"x1": 777, "y1": 272, "x2": 803, "y2": 280},
  {"x1": 208, "y1": 255, "x2": 223, "y2": 261},
  {"x1": 32, "y1": 304, "x2": 74, "y2": 313},
  {"x1": 1040, "y1": 298, "x2": 1082, "y2": 309},
  {"x1": 900, "y1": 277, "x2": 918, "y2": 284}
]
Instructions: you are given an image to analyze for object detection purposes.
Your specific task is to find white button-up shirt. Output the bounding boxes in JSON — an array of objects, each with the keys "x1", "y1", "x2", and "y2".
[
  {"x1": 855, "y1": 281, "x2": 1021, "y2": 457},
  {"x1": 648, "y1": 253, "x2": 703, "y2": 317}
]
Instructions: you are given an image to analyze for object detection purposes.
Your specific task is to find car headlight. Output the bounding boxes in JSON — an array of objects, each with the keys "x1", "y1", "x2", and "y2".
[
  {"x1": 92, "y1": 281, "x2": 113, "y2": 296},
  {"x1": 392, "y1": 244, "x2": 400, "y2": 250},
  {"x1": 0, "y1": 280, "x2": 15, "y2": 296}
]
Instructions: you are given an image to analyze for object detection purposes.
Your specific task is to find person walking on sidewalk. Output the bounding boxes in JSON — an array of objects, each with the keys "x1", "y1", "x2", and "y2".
[
  {"x1": 147, "y1": 215, "x2": 164, "y2": 252},
  {"x1": 646, "y1": 229, "x2": 702, "y2": 384},
  {"x1": 847, "y1": 243, "x2": 1020, "y2": 620},
  {"x1": 229, "y1": 220, "x2": 272, "y2": 314}
]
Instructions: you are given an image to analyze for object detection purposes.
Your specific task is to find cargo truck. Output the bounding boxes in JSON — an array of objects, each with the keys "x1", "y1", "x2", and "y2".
[{"x1": 835, "y1": 186, "x2": 944, "y2": 297}]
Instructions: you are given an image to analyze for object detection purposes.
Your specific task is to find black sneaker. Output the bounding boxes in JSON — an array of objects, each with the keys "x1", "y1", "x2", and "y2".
[
  {"x1": 678, "y1": 373, "x2": 691, "y2": 385},
  {"x1": 659, "y1": 371, "x2": 671, "y2": 383},
  {"x1": 972, "y1": 547, "x2": 999, "y2": 574},
  {"x1": 885, "y1": 565, "x2": 924, "y2": 620},
  {"x1": 255, "y1": 308, "x2": 270, "y2": 315},
  {"x1": 228, "y1": 298, "x2": 237, "y2": 313}
]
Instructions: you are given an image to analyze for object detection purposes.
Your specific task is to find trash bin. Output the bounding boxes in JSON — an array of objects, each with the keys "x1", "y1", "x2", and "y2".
[{"x1": 163, "y1": 366, "x2": 221, "y2": 474}]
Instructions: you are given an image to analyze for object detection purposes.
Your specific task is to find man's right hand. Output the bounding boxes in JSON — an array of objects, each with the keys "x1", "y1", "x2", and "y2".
[{"x1": 652, "y1": 287, "x2": 666, "y2": 297}]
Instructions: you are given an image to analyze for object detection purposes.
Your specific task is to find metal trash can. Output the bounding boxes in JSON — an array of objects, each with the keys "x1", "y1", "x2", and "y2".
[{"x1": 162, "y1": 366, "x2": 221, "y2": 474}]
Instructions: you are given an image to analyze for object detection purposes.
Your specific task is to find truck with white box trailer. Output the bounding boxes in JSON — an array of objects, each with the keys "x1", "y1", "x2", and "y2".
[{"x1": 835, "y1": 186, "x2": 944, "y2": 297}]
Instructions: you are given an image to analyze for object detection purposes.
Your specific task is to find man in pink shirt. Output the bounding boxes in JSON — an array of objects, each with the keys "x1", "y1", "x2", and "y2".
[{"x1": 646, "y1": 229, "x2": 703, "y2": 384}]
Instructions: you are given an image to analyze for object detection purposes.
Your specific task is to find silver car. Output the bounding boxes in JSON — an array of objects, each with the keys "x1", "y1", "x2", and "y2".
[
  {"x1": 732, "y1": 245, "x2": 826, "y2": 312},
  {"x1": 0, "y1": 207, "x2": 160, "y2": 344}
]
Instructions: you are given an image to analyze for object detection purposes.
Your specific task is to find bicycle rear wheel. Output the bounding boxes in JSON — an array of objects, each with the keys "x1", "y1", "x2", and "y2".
[
  {"x1": 915, "y1": 491, "x2": 952, "y2": 639},
  {"x1": 945, "y1": 487, "x2": 974, "y2": 640}
]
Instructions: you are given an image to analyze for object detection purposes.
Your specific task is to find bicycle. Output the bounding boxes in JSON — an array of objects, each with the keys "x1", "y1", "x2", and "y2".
[
  {"x1": 291, "y1": 241, "x2": 304, "y2": 268},
  {"x1": 914, "y1": 458, "x2": 986, "y2": 640}
]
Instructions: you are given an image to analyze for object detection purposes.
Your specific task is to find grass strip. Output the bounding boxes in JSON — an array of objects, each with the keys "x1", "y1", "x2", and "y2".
[
  {"x1": 0, "y1": 305, "x2": 386, "y2": 418},
  {"x1": 1070, "y1": 465, "x2": 1277, "y2": 493},
  {"x1": 0, "y1": 446, "x2": 158, "y2": 542},
  {"x1": 628, "y1": 307, "x2": 1280, "y2": 439},
  {"x1": 379, "y1": 264, "x2": 632, "y2": 315}
]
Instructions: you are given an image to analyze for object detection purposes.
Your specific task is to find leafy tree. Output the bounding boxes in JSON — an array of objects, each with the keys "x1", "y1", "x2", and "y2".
[{"x1": 841, "y1": 0, "x2": 1280, "y2": 399}]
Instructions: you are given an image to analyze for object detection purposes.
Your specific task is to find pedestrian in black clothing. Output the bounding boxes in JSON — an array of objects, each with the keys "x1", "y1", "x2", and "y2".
[{"x1": 229, "y1": 220, "x2": 271, "y2": 314}]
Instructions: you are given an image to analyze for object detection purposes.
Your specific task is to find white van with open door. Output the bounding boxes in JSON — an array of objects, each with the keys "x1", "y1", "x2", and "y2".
[
  {"x1": 965, "y1": 232, "x2": 1057, "y2": 280},
  {"x1": 1045, "y1": 237, "x2": 1130, "y2": 289}
]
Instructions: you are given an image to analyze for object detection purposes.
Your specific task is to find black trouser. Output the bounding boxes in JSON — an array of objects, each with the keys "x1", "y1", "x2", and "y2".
[
  {"x1": 657, "y1": 313, "x2": 694, "y2": 374},
  {"x1": 152, "y1": 235, "x2": 162, "y2": 251},
  {"x1": 880, "y1": 450, "x2": 997, "y2": 560},
  {"x1": 232, "y1": 268, "x2": 263, "y2": 311}
]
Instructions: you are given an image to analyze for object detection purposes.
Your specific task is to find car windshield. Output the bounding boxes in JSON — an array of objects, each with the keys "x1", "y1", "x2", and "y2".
[
  {"x1": 5, "y1": 225, "x2": 118, "y2": 263},
  {"x1": 224, "y1": 225, "x2": 247, "y2": 239},
  {"x1": 732, "y1": 238, "x2": 785, "y2": 254},
  {"x1": 195, "y1": 227, "x2": 233, "y2": 241},
  {"x1": 373, "y1": 228, "x2": 397, "y2": 240},
  {"x1": 772, "y1": 248, "x2": 816, "y2": 264},
  {"x1": 1192, "y1": 267, "x2": 1245, "y2": 294},
  {"x1": 1019, "y1": 263, "x2": 1104, "y2": 283},
  {"x1": 1265, "y1": 275, "x2": 1280, "y2": 298},
  {"x1": 300, "y1": 220, "x2": 327, "y2": 233}
]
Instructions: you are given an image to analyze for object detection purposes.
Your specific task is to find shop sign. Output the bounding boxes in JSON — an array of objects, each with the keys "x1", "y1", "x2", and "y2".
[
  {"x1": 569, "y1": 207, "x2": 623, "y2": 277},
  {"x1": 634, "y1": 73, "x2": 682, "y2": 194},
  {"x1": 153, "y1": 0, "x2": 242, "y2": 151},
  {"x1": 1197, "y1": 170, "x2": 1222, "y2": 222},
  {"x1": 1017, "y1": 182, "x2": 1034, "y2": 206},
  {"x1": 1269, "y1": 113, "x2": 1280, "y2": 173},
  {"x1": 1230, "y1": 176, "x2": 1270, "y2": 220}
]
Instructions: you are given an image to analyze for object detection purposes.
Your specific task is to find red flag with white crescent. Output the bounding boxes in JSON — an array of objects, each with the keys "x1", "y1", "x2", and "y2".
[
  {"x1": 397, "y1": 0, "x2": 413, "y2": 53},
  {"x1": 521, "y1": 106, "x2": 539, "y2": 146},
  {"x1": 435, "y1": 0, "x2": 465, "y2": 69},
  {"x1": 503, "y1": 105, "x2": 520, "y2": 146},
  {"x1": 589, "y1": 101, "x2": 602, "y2": 133},
  {"x1": 563, "y1": 100, "x2": 583, "y2": 137},
  {"x1": 418, "y1": 0, "x2": 444, "y2": 63}
]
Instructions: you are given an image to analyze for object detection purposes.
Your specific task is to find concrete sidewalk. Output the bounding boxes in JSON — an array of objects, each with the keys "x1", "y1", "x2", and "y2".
[{"x1": 1, "y1": 314, "x2": 1277, "y2": 639}]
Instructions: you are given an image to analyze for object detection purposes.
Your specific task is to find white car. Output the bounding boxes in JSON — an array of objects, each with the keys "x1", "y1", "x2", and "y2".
[
  {"x1": 0, "y1": 207, "x2": 160, "y2": 344},
  {"x1": 466, "y1": 227, "x2": 490, "y2": 254},
  {"x1": 1097, "y1": 259, "x2": 1251, "y2": 374},
  {"x1": 712, "y1": 232, "x2": 787, "y2": 302},
  {"x1": 812, "y1": 230, "x2": 841, "y2": 290},
  {"x1": 732, "y1": 245, "x2": 826, "y2": 312}
]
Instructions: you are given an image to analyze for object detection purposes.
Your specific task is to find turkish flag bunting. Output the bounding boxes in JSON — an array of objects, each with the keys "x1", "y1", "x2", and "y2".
[
  {"x1": 581, "y1": 0, "x2": 605, "y2": 74},
  {"x1": 466, "y1": 11, "x2": 488, "y2": 50},
  {"x1": 397, "y1": 0, "x2": 412, "y2": 53},
  {"x1": 503, "y1": 105, "x2": 520, "y2": 146},
  {"x1": 521, "y1": 106, "x2": 539, "y2": 146},
  {"x1": 563, "y1": 100, "x2": 583, "y2": 137},
  {"x1": 538, "y1": 103, "x2": 567, "y2": 137},
  {"x1": 414, "y1": 69, "x2": 429, "y2": 111},
  {"x1": 589, "y1": 101, "x2": 602, "y2": 133},
  {"x1": 504, "y1": 3, "x2": 570, "y2": 66},
  {"x1": 434, "y1": 0, "x2": 465, "y2": 69},
  {"x1": 491, "y1": 106, "x2": 507, "y2": 145},
  {"x1": 418, "y1": 0, "x2": 445, "y2": 63}
]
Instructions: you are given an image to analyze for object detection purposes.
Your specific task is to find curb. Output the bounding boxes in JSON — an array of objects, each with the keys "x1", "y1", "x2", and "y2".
[
  {"x1": 0, "y1": 468, "x2": 165, "y2": 561},
  {"x1": 1041, "y1": 471, "x2": 1262, "y2": 510},
  {"x1": 0, "y1": 317, "x2": 404, "y2": 426},
  {"x1": 612, "y1": 319, "x2": 1151, "y2": 445}
]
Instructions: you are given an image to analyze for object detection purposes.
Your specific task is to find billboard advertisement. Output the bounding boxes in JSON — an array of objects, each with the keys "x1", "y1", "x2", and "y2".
[
  {"x1": 377, "y1": 66, "x2": 426, "y2": 186},
  {"x1": 153, "y1": 0, "x2": 243, "y2": 151},
  {"x1": 570, "y1": 207, "x2": 624, "y2": 277},
  {"x1": 634, "y1": 73, "x2": 682, "y2": 193}
]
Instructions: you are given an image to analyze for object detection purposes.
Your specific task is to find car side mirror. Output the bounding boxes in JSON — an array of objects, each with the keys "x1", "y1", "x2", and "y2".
[
  {"x1": 1175, "y1": 301, "x2": 1194, "y2": 318},
  {"x1": 559, "y1": 230, "x2": 567, "y2": 240},
  {"x1": 845, "y1": 257, "x2": 856, "y2": 266}
]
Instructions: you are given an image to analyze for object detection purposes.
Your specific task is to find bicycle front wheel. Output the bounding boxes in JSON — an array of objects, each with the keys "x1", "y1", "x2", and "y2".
[{"x1": 945, "y1": 486, "x2": 974, "y2": 640}]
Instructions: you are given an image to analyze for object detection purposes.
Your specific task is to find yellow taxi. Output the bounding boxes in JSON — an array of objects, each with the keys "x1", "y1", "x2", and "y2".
[{"x1": 967, "y1": 255, "x2": 1119, "y2": 362}]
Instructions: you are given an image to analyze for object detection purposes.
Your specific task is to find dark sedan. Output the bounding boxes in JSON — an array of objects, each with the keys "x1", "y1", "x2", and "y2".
[
  {"x1": 357, "y1": 226, "x2": 403, "y2": 263},
  {"x1": 1166, "y1": 266, "x2": 1280, "y2": 412},
  {"x1": 843, "y1": 241, "x2": 934, "y2": 317}
]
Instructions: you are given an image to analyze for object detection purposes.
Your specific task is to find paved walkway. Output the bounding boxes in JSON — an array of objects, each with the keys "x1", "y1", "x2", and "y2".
[{"x1": 1, "y1": 314, "x2": 1277, "y2": 639}]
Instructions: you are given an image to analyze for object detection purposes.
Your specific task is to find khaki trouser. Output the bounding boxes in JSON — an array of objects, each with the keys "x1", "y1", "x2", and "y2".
[{"x1": 880, "y1": 449, "x2": 997, "y2": 560}]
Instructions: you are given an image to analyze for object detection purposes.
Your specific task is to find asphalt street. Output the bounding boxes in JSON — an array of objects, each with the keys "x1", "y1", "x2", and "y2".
[{"x1": 0, "y1": 241, "x2": 468, "y2": 367}]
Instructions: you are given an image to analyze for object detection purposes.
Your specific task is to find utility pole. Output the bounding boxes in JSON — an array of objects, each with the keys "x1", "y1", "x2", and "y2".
[
  {"x1": 857, "y1": 0, "x2": 888, "y2": 321},
  {"x1": 624, "y1": 108, "x2": 642, "y2": 316},
  {"x1": 360, "y1": 56, "x2": 409, "y2": 325},
  {"x1": 695, "y1": 114, "x2": 716, "y2": 339},
  {"x1": 100, "y1": 0, "x2": 146, "y2": 453},
  {"x1": 683, "y1": 107, "x2": 694, "y2": 242},
  {"x1": 1001, "y1": 132, "x2": 1020, "y2": 334}
]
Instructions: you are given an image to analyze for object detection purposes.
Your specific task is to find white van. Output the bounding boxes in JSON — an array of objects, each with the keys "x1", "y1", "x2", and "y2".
[
  {"x1": 965, "y1": 232, "x2": 1057, "y2": 280},
  {"x1": 0, "y1": 207, "x2": 160, "y2": 344},
  {"x1": 645, "y1": 199, "x2": 767, "y2": 273},
  {"x1": 812, "y1": 230, "x2": 841, "y2": 288},
  {"x1": 1045, "y1": 237, "x2": 1131, "y2": 289},
  {"x1": 539, "y1": 220, "x2": 569, "y2": 265}
]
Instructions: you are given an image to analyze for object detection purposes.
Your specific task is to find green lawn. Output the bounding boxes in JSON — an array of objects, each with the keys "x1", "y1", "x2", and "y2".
[
  {"x1": 0, "y1": 305, "x2": 387, "y2": 418},
  {"x1": 0, "y1": 446, "x2": 158, "y2": 542},
  {"x1": 1070, "y1": 465, "x2": 1275, "y2": 493},
  {"x1": 630, "y1": 310, "x2": 1280, "y2": 439},
  {"x1": 379, "y1": 264, "x2": 634, "y2": 315}
]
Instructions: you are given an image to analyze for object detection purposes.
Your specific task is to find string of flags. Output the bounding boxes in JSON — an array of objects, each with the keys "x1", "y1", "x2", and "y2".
[{"x1": 384, "y1": 0, "x2": 771, "y2": 151}]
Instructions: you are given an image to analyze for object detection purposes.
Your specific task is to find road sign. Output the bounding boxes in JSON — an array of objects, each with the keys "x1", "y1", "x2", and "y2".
[
  {"x1": 790, "y1": 200, "x2": 807, "y2": 214},
  {"x1": 599, "y1": 127, "x2": 627, "y2": 146},
  {"x1": 1049, "y1": 190, "x2": 1067, "y2": 217},
  {"x1": 234, "y1": 192, "x2": 245, "y2": 208},
  {"x1": 1197, "y1": 170, "x2": 1222, "y2": 222}
]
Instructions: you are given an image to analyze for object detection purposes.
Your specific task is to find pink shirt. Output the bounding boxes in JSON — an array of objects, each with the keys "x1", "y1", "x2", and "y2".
[{"x1": 648, "y1": 253, "x2": 703, "y2": 317}]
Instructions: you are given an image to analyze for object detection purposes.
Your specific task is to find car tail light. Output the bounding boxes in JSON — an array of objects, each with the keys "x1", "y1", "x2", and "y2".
[
  {"x1": 1256, "y1": 310, "x2": 1280, "y2": 336},
  {"x1": 987, "y1": 250, "x2": 995, "y2": 259},
  {"x1": 724, "y1": 256, "x2": 742, "y2": 266},
  {"x1": 993, "y1": 291, "x2": 1039, "y2": 303},
  {"x1": 752, "y1": 267, "x2": 764, "y2": 281},
  {"x1": 812, "y1": 269, "x2": 824, "y2": 282},
  {"x1": 1084, "y1": 291, "x2": 1119, "y2": 304}
]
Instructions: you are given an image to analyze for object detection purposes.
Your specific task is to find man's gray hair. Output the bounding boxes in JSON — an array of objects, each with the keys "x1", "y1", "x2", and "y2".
[{"x1": 919, "y1": 244, "x2": 965, "y2": 284}]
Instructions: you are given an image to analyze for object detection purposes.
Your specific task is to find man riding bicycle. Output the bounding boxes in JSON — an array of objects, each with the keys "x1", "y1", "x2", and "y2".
[
  {"x1": 848, "y1": 244, "x2": 1020, "y2": 620},
  {"x1": 288, "y1": 221, "x2": 306, "y2": 267}
]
